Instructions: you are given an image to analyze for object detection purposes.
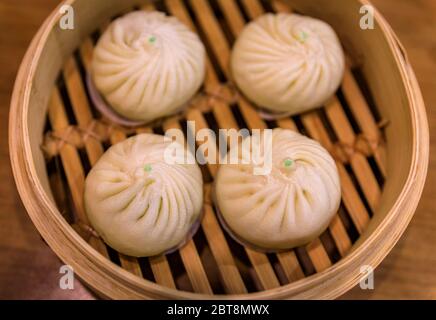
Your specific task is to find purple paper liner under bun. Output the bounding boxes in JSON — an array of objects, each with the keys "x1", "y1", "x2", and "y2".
[
  {"x1": 211, "y1": 182, "x2": 296, "y2": 254},
  {"x1": 86, "y1": 72, "x2": 148, "y2": 127}
]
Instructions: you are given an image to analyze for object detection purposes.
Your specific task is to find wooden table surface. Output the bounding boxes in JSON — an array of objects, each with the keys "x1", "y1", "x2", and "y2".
[{"x1": 0, "y1": 0, "x2": 435, "y2": 299}]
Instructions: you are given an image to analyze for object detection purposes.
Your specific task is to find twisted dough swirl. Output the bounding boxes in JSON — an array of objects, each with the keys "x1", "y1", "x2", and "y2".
[
  {"x1": 215, "y1": 129, "x2": 341, "y2": 250},
  {"x1": 231, "y1": 13, "x2": 345, "y2": 115},
  {"x1": 84, "y1": 134, "x2": 203, "y2": 257},
  {"x1": 92, "y1": 11, "x2": 206, "y2": 122}
]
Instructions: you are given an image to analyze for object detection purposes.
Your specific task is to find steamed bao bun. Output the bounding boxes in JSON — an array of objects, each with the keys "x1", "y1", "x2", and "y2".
[
  {"x1": 231, "y1": 13, "x2": 345, "y2": 115},
  {"x1": 214, "y1": 129, "x2": 341, "y2": 250},
  {"x1": 92, "y1": 11, "x2": 206, "y2": 122},
  {"x1": 84, "y1": 134, "x2": 203, "y2": 257}
]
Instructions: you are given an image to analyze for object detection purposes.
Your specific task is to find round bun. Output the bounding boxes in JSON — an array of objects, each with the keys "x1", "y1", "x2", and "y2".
[
  {"x1": 92, "y1": 11, "x2": 206, "y2": 122},
  {"x1": 214, "y1": 129, "x2": 341, "y2": 250},
  {"x1": 231, "y1": 13, "x2": 345, "y2": 116},
  {"x1": 84, "y1": 134, "x2": 203, "y2": 257}
]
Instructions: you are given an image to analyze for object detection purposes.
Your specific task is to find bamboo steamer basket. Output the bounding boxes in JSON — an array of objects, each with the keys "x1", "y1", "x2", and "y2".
[{"x1": 9, "y1": 0, "x2": 429, "y2": 299}]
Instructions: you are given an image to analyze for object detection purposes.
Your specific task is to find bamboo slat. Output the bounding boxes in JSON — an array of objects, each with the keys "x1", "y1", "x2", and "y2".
[
  {"x1": 148, "y1": 255, "x2": 176, "y2": 289},
  {"x1": 201, "y1": 200, "x2": 248, "y2": 294},
  {"x1": 240, "y1": 0, "x2": 264, "y2": 19},
  {"x1": 277, "y1": 251, "x2": 305, "y2": 282},
  {"x1": 217, "y1": 0, "x2": 246, "y2": 36},
  {"x1": 306, "y1": 239, "x2": 332, "y2": 273},
  {"x1": 189, "y1": 0, "x2": 231, "y2": 78}
]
